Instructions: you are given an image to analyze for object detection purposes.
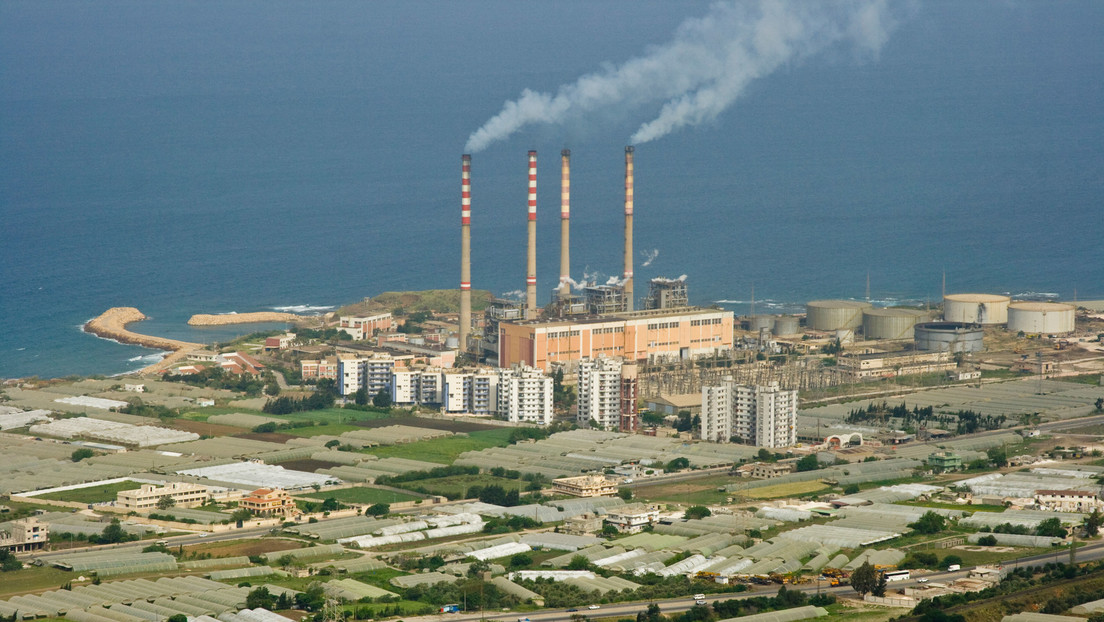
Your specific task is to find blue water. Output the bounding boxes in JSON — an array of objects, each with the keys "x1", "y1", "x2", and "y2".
[{"x1": 2, "y1": 1, "x2": 1103, "y2": 379}]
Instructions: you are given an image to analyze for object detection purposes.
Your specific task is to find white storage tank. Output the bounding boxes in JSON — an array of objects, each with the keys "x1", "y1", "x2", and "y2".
[
  {"x1": 806, "y1": 300, "x2": 872, "y2": 331},
  {"x1": 943, "y1": 293, "x2": 1010, "y2": 325},
  {"x1": 914, "y1": 322, "x2": 985, "y2": 353},
  {"x1": 773, "y1": 316, "x2": 801, "y2": 336},
  {"x1": 862, "y1": 308, "x2": 930, "y2": 340},
  {"x1": 1007, "y1": 302, "x2": 1076, "y2": 335},
  {"x1": 746, "y1": 315, "x2": 775, "y2": 332}
]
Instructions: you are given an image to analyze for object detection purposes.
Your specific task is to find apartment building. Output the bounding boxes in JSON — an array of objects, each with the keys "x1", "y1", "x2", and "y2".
[
  {"x1": 497, "y1": 364, "x2": 553, "y2": 426},
  {"x1": 117, "y1": 482, "x2": 210, "y2": 511},
  {"x1": 701, "y1": 380, "x2": 797, "y2": 449}
]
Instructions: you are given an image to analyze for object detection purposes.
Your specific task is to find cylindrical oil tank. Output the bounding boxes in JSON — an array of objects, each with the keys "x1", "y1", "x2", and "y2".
[
  {"x1": 806, "y1": 300, "x2": 872, "y2": 331},
  {"x1": 914, "y1": 322, "x2": 985, "y2": 353},
  {"x1": 746, "y1": 315, "x2": 775, "y2": 332},
  {"x1": 862, "y1": 308, "x2": 930, "y2": 340},
  {"x1": 1007, "y1": 302, "x2": 1076, "y2": 335},
  {"x1": 943, "y1": 293, "x2": 1010, "y2": 324},
  {"x1": 773, "y1": 315, "x2": 800, "y2": 336}
]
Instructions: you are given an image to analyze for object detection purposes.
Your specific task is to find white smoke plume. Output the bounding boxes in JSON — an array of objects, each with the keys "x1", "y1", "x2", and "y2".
[
  {"x1": 641, "y1": 249, "x2": 659, "y2": 267},
  {"x1": 465, "y1": 0, "x2": 901, "y2": 152}
]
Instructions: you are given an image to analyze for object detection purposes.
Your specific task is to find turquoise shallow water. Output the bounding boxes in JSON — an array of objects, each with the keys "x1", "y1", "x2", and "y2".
[{"x1": 1, "y1": 1, "x2": 1102, "y2": 378}]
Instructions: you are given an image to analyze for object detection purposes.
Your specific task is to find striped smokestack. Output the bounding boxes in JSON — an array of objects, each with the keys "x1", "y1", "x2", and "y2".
[
  {"x1": 623, "y1": 146, "x2": 634, "y2": 311},
  {"x1": 559, "y1": 149, "x2": 571, "y2": 298},
  {"x1": 459, "y1": 154, "x2": 472, "y2": 352},
  {"x1": 526, "y1": 150, "x2": 538, "y2": 318}
]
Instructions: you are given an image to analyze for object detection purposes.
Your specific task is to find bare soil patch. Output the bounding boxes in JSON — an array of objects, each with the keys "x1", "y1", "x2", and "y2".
[
  {"x1": 234, "y1": 431, "x2": 298, "y2": 443},
  {"x1": 182, "y1": 538, "x2": 305, "y2": 558},
  {"x1": 169, "y1": 419, "x2": 242, "y2": 437}
]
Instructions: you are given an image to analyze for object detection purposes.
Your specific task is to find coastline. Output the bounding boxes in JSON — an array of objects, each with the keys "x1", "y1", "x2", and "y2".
[
  {"x1": 188, "y1": 311, "x2": 306, "y2": 326},
  {"x1": 84, "y1": 307, "x2": 205, "y2": 376}
]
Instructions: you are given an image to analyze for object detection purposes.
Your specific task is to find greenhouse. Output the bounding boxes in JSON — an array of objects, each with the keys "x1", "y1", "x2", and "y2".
[
  {"x1": 718, "y1": 605, "x2": 827, "y2": 622},
  {"x1": 390, "y1": 572, "x2": 457, "y2": 588},
  {"x1": 490, "y1": 577, "x2": 544, "y2": 604},
  {"x1": 177, "y1": 462, "x2": 338, "y2": 490},
  {"x1": 260, "y1": 544, "x2": 344, "y2": 563},
  {"x1": 966, "y1": 533, "x2": 1061, "y2": 547},
  {"x1": 207, "y1": 567, "x2": 281, "y2": 581},
  {"x1": 321, "y1": 579, "x2": 398, "y2": 601},
  {"x1": 962, "y1": 509, "x2": 1086, "y2": 530}
]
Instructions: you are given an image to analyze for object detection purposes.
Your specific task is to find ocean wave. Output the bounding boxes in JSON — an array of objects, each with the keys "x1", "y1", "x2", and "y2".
[
  {"x1": 127, "y1": 353, "x2": 167, "y2": 364},
  {"x1": 1007, "y1": 291, "x2": 1060, "y2": 300},
  {"x1": 270, "y1": 305, "x2": 335, "y2": 314}
]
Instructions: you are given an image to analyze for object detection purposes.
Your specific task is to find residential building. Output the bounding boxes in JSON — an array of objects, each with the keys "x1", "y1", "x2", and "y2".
[
  {"x1": 391, "y1": 368, "x2": 444, "y2": 407},
  {"x1": 577, "y1": 357, "x2": 623, "y2": 430},
  {"x1": 335, "y1": 354, "x2": 398, "y2": 398},
  {"x1": 603, "y1": 503, "x2": 661, "y2": 534},
  {"x1": 497, "y1": 364, "x2": 553, "y2": 425},
  {"x1": 339, "y1": 313, "x2": 393, "y2": 341},
  {"x1": 300, "y1": 356, "x2": 338, "y2": 381},
  {"x1": 750, "y1": 462, "x2": 795, "y2": 479},
  {"x1": 561, "y1": 513, "x2": 604, "y2": 536},
  {"x1": 0, "y1": 518, "x2": 48, "y2": 553},
  {"x1": 264, "y1": 333, "x2": 297, "y2": 350},
  {"x1": 552, "y1": 475, "x2": 620, "y2": 498},
  {"x1": 498, "y1": 307, "x2": 734, "y2": 371},
  {"x1": 220, "y1": 352, "x2": 265, "y2": 376},
  {"x1": 1035, "y1": 490, "x2": 1103, "y2": 513},
  {"x1": 240, "y1": 488, "x2": 297, "y2": 517},
  {"x1": 117, "y1": 482, "x2": 210, "y2": 511},
  {"x1": 700, "y1": 380, "x2": 797, "y2": 449},
  {"x1": 927, "y1": 451, "x2": 963, "y2": 471}
]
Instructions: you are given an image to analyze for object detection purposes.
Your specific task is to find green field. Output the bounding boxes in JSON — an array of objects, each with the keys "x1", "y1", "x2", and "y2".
[
  {"x1": 274, "y1": 407, "x2": 397, "y2": 426},
  {"x1": 301, "y1": 486, "x2": 424, "y2": 505},
  {"x1": 394, "y1": 474, "x2": 524, "y2": 497},
  {"x1": 36, "y1": 480, "x2": 138, "y2": 504},
  {"x1": 365, "y1": 428, "x2": 515, "y2": 464},
  {"x1": 284, "y1": 423, "x2": 366, "y2": 437}
]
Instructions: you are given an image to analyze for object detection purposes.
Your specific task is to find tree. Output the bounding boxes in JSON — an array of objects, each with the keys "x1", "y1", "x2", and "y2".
[
  {"x1": 941, "y1": 554, "x2": 963, "y2": 568},
  {"x1": 601, "y1": 524, "x2": 619, "y2": 536},
  {"x1": 618, "y1": 488, "x2": 633, "y2": 501},
  {"x1": 156, "y1": 495, "x2": 176, "y2": 510},
  {"x1": 675, "y1": 411, "x2": 693, "y2": 432},
  {"x1": 908, "y1": 511, "x2": 947, "y2": 534},
  {"x1": 354, "y1": 387, "x2": 368, "y2": 406},
  {"x1": 795, "y1": 454, "x2": 820, "y2": 472},
  {"x1": 325, "y1": 439, "x2": 341, "y2": 449},
  {"x1": 637, "y1": 603, "x2": 663, "y2": 622},
  {"x1": 96, "y1": 519, "x2": 134, "y2": 544},
  {"x1": 1036, "y1": 517, "x2": 1067, "y2": 538},
  {"x1": 843, "y1": 484, "x2": 860, "y2": 495},
  {"x1": 320, "y1": 498, "x2": 340, "y2": 512},
  {"x1": 0, "y1": 550, "x2": 22, "y2": 572},
  {"x1": 1096, "y1": 397, "x2": 1104, "y2": 413},
  {"x1": 977, "y1": 534, "x2": 998, "y2": 546},
  {"x1": 373, "y1": 388, "x2": 392, "y2": 409},
  {"x1": 757, "y1": 448, "x2": 774, "y2": 462},
  {"x1": 986, "y1": 446, "x2": 1008, "y2": 467},
  {"x1": 1085, "y1": 509, "x2": 1104, "y2": 537},
  {"x1": 851, "y1": 561, "x2": 877, "y2": 596},
  {"x1": 71, "y1": 448, "x2": 94, "y2": 462},
  {"x1": 872, "y1": 571, "x2": 888, "y2": 597},
  {"x1": 365, "y1": 503, "x2": 390, "y2": 516},
  {"x1": 509, "y1": 553, "x2": 532, "y2": 568},
  {"x1": 684, "y1": 506, "x2": 712, "y2": 520},
  {"x1": 246, "y1": 587, "x2": 275, "y2": 610},
  {"x1": 167, "y1": 616, "x2": 187, "y2": 622},
  {"x1": 294, "y1": 583, "x2": 325, "y2": 612},
  {"x1": 566, "y1": 555, "x2": 591, "y2": 570},
  {"x1": 665, "y1": 457, "x2": 690, "y2": 472}
]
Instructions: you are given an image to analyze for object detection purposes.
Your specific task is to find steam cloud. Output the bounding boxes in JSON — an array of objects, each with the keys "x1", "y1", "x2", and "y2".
[
  {"x1": 641, "y1": 249, "x2": 660, "y2": 267},
  {"x1": 465, "y1": 0, "x2": 901, "y2": 152}
]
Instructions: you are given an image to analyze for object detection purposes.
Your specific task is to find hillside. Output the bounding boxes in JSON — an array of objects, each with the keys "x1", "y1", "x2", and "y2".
[{"x1": 335, "y1": 289, "x2": 494, "y2": 316}]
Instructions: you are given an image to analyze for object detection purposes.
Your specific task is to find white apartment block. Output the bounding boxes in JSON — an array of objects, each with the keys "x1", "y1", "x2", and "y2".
[
  {"x1": 497, "y1": 364, "x2": 553, "y2": 426},
  {"x1": 701, "y1": 380, "x2": 797, "y2": 449},
  {"x1": 117, "y1": 482, "x2": 210, "y2": 511},
  {"x1": 336, "y1": 354, "x2": 397, "y2": 397},
  {"x1": 337, "y1": 356, "x2": 366, "y2": 397},
  {"x1": 576, "y1": 357, "x2": 623, "y2": 430}
]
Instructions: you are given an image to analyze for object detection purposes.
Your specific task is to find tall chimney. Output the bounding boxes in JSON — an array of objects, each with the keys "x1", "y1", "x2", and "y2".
[
  {"x1": 623, "y1": 146, "x2": 634, "y2": 311},
  {"x1": 459, "y1": 154, "x2": 472, "y2": 352},
  {"x1": 559, "y1": 149, "x2": 571, "y2": 298},
  {"x1": 526, "y1": 150, "x2": 538, "y2": 318}
]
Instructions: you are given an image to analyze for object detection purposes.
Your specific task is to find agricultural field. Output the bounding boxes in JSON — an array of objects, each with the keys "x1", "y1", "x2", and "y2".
[
  {"x1": 393, "y1": 474, "x2": 524, "y2": 497},
  {"x1": 302, "y1": 486, "x2": 424, "y2": 505},
  {"x1": 0, "y1": 566, "x2": 82, "y2": 599},
  {"x1": 35, "y1": 480, "x2": 140, "y2": 504},
  {"x1": 737, "y1": 480, "x2": 830, "y2": 500},
  {"x1": 366, "y1": 428, "x2": 516, "y2": 464},
  {"x1": 632, "y1": 474, "x2": 737, "y2": 505},
  {"x1": 182, "y1": 537, "x2": 305, "y2": 558}
]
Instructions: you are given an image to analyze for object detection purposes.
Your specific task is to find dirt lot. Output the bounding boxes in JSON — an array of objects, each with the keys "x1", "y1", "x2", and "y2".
[
  {"x1": 276, "y1": 458, "x2": 344, "y2": 473},
  {"x1": 168, "y1": 419, "x2": 243, "y2": 437},
  {"x1": 181, "y1": 537, "x2": 305, "y2": 558},
  {"x1": 353, "y1": 416, "x2": 500, "y2": 434},
  {"x1": 234, "y1": 431, "x2": 299, "y2": 443}
]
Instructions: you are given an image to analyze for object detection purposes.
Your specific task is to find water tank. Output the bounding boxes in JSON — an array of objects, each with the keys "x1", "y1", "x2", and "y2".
[
  {"x1": 773, "y1": 316, "x2": 800, "y2": 336},
  {"x1": 862, "y1": 308, "x2": 930, "y2": 340},
  {"x1": 746, "y1": 315, "x2": 775, "y2": 332},
  {"x1": 943, "y1": 293, "x2": 1010, "y2": 325},
  {"x1": 806, "y1": 300, "x2": 872, "y2": 331},
  {"x1": 445, "y1": 337, "x2": 459, "y2": 349},
  {"x1": 914, "y1": 322, "x2": 984, "y2": 353},
  {"x1": 1007, "y1": 302, "x2": 1076, "y2": 335}
]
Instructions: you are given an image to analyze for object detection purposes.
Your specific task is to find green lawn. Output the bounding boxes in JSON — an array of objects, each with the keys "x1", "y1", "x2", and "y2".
[
  {"x1": 394, "y1": 474, "x2": 524, "y2": 497},
  {"x1": 36, "y1": 480, "x2": 138, "y2": 504},
  {"x1": 0, "y1": 566, "x2": 77, "y2": 599},
  {"x1": 365, "y1": 428, "x2": 515, "y2": 464},
  {"x1": 300, "y1": 486, "x2": 424, "y2": 505}
]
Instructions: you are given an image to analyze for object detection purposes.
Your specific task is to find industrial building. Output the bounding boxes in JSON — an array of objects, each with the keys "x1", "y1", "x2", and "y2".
[
  {"x1": 576, "y1": 357, "x2": 639, "y2": 432},
  {"x1": 836, "y1": 350, "x2": 956, "y2": 380},
  {"x1": 806, "y1": 300, "x2": 872, "y2": 331},
  {"x1": 701, "y1": 380, "x2": 798, "y2": 448},
  {"x1": 862, "y1": 308, "x2": 930, "y2": 340},
  {"x1": 914, "y1": 322, "x2": 985, "y2": 353},
  {"x1": 116, "y1": 482, "x2": 211, "y2": 511},
  {"x1": 337, "y1": 312, "x2": 393, "y2": 341},
  {"x1": 498, "y1": 306, "x2": 733, "y2": 371}
]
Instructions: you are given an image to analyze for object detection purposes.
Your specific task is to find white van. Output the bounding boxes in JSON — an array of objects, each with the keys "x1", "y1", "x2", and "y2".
[{"x1": 693, "y1": 594, "x2": 706, "y2": 601}]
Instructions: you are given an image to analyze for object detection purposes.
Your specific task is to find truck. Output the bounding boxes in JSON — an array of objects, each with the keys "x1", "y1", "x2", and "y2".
[
  {"x1": 947, "y1": 564, "x2": 961, "y2": 572},
  {"x1": 440, "y1": 605, "x2": 460, "y2": 614}
]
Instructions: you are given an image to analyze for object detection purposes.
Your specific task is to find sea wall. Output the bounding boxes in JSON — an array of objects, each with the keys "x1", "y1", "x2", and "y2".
[{"x1": 187, "y1": 312, "x2": 303, "y2": 326}]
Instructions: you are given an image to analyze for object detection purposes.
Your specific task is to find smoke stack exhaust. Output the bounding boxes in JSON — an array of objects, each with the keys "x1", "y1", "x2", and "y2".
[
  {"x1": 623, "y1": 146, "x2": 634, "y2": 311},
  {"x1": 559, "y1": 149, "x2": 571, "y2": 298},
  {"x1": 526, "y1": 150, "x2": 538, "y2": 318},
  {"x1": 459, "y1": 154, "x2": 472, "y2": 351}
]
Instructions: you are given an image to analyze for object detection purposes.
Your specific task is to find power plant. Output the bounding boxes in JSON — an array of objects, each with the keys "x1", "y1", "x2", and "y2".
[{"x1": 458, "y1": 154, "x2": 472, "y2": 352}]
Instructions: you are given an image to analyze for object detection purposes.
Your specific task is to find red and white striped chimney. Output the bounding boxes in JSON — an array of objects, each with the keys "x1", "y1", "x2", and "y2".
[
  {"x1": 623, "y1": 146, "x2": 634, "y2": 311},
  {"x1": 559, "y1": 149, "x2": 571, "y2": 298},
  {"x1": 459, "y1": 154, "x2": 472, "y2": 351},
  {"x1": 526, "y1": 150, "x2": 538, "y2": 318}
]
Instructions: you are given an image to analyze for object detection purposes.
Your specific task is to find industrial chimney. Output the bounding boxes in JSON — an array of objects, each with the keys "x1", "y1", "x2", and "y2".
[
  {"x1": 623, "y1": 146, "x2": 634, "y2": 311},
  {"x1": 559, "y1": 149, "x2": 571, "y2": 298},
  {"x1": 459, "y1": 154, "x2": 472, "y2": 352},
  {"x1": 526, "y1": 150, "x2": 538, "y2": 318}
]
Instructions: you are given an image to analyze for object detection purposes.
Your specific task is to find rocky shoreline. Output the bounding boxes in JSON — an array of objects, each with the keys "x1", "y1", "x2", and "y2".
[
  {"x1": 84, "y1": 307, "x2": 204, "y2": 375},
  {"x1": 187, "y1": 312, "x2": 305, "y2": 326}
]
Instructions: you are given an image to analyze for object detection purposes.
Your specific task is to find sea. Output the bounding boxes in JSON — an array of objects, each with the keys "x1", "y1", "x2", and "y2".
[{"x1": 2, "y1": 1, "x2": 1102, "y2": 379}]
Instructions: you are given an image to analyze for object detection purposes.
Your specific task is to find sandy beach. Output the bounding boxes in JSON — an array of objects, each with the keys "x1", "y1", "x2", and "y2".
[
  {"x1": 84, "y1": 307, "x2": 204, "y2": 375},
  {"x1": 188, "y1": 312, "x2": 304, "y2": 326}
]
